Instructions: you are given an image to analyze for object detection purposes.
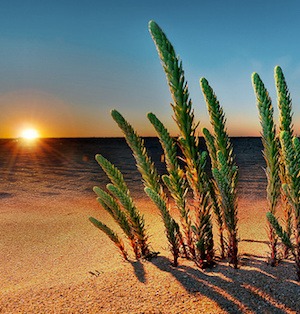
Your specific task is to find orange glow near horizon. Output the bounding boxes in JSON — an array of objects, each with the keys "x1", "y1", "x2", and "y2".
[{"x1": 0, "y1": 89, "x2": 266, "y2": 139}]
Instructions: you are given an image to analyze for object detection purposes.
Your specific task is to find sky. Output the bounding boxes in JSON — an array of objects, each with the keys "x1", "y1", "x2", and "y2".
[{"x1": 1, "y1": 0, "x2": 300, "y2": 138}]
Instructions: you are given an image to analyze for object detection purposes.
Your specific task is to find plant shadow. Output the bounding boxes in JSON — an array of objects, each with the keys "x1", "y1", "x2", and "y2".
[
  {"x1": 129, "y1": 260, "x2": 147, "y2": 283},
  {"x1": 146, "y1": 255, "x2": 300, "y2": 313}
]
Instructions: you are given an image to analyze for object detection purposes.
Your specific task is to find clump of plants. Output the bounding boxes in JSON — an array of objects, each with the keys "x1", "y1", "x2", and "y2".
[
  {"x1": 268, "y1": 129, "x2": 300, "y2": 280},
  {"x1": 89, "y1": 19, "x2": 300, "y2": 282},
  {"x1": 90, "y1": 20, "x2": 239, "y2": 268},
  {"x1": 89, "y1": 154, "x2": 152, "y2": 260},
  {"x1": 149, "y1": 20, "x2": 239, "y2": 268},
  {"x1": 111, "y1": 109, "x2": 182, "y2": 266},
  {"x1": 252, "y1": 66, "x2": 300, "y2": 279}
]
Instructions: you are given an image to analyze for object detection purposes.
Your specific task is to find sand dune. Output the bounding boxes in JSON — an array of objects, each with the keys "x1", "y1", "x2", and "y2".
[{"x1": 1, "y1": 192, "x2": 300, "y2": 313}]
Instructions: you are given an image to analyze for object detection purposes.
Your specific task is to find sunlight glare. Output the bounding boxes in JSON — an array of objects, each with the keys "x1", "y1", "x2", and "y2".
[{"x1": 21, "y1": 128, "x2": 39, "y2": 140}]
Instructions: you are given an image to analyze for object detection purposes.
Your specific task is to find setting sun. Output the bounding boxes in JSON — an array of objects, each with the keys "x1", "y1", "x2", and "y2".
[{"x1": 20, "y1": 128, "x2": 39, "y2": 140}]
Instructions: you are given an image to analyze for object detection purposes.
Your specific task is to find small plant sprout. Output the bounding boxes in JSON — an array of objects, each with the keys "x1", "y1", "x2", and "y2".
[
  {"x1": 96, "y1": 154, "x2": 150, "y2": 257},
  {"x1": 89, "y1": 217, "x2": 128, "y2": 260},
  {"x1": 90, "y1": 154, "x2": 151, "y2": 260}
]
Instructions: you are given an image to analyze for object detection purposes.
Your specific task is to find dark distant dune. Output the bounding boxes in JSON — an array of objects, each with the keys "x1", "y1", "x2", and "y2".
[{"x1": 0, "y1": 137, "x2": 266, "y2": 199}]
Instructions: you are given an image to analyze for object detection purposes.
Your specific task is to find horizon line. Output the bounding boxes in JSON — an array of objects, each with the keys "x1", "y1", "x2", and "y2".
[{"x1": 0, "y1": 135, "x2": 264, "y2": 140}]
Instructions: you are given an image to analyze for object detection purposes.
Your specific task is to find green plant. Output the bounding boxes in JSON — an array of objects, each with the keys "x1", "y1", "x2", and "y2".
[
  {"x1": 147, "y1": 112, "x2": 194, "y2": 259},
  {"x1": 149, "y1": 20, "x2": 216, "y2": 267},
  {"x1": 90, "y1": 20, "x2": 239, "y2": 270},
  {"x1": 252, "y1": 66, "x2": 300, "y2": 279},
  {"x1": 200, "y1": 78, "x2": 238, "y2": 268},
  {"x1": 111, "y1": 109, "x2": 182, "y2": 266},
  {"x1": 252, "y1": 72, "x2": 281, "y2": 266},
  {"x1": 89, "y1": 217, "x2": 128, "y2": 260},
  {"x1": 96, "y1": 154, "x2": 150, "y2": 257},
  {"x1": 93, "y1": 186, "x2": 139, "y2": 256},
  {"x1": 275, "y1": 66, "x2": 293, "y2": 258},
  {"x1": 267, "y1": 130, "x2": 300, "y2": 280},
  {"x1": 90, "y1": 154, "x2": 151, "y2": 259}
]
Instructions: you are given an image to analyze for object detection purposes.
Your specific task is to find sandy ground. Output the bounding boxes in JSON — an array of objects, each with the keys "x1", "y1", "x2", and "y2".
[{"x1": 1, "y1": 192, "x2": 300, "y2": 313}]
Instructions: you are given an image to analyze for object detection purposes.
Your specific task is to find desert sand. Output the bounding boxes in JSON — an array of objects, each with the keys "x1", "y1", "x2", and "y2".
[{"x1": 1, "y1": 189, "x2": 300, "y2": 314}]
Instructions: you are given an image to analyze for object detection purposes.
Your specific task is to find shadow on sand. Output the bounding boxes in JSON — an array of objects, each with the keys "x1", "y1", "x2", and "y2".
[
  {"x1": 130, "y1": 260, "x2": 147, "y2": 283},
  {"x1": 135, "y1": 255, "x2": 300, "y2": 313}
]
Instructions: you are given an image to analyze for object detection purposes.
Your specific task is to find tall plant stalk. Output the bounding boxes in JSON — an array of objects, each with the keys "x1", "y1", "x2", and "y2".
[
  {"x1": 275, "y1": 65, "x2": 293, "y2": 258},
  {"x1": 202, "y1": 128, "x2": 225, "y2": 259},
  {"x1": 200, "y1": 78, "x2": 238, "y2": 268},
  {"x1": 147, "y1": 112, "x2": 194, "y2": 258},
  {"x1": 149, "y1": 20, "x2": 215, "y2": 267},
  {"x1": 252, "y1": 72, "x2": 281, "y2": 266}
]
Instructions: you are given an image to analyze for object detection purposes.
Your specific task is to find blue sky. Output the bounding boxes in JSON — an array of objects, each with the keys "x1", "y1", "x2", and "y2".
[{"x1": 1, "y1": 0, "x2": 300, "y2": 138}]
